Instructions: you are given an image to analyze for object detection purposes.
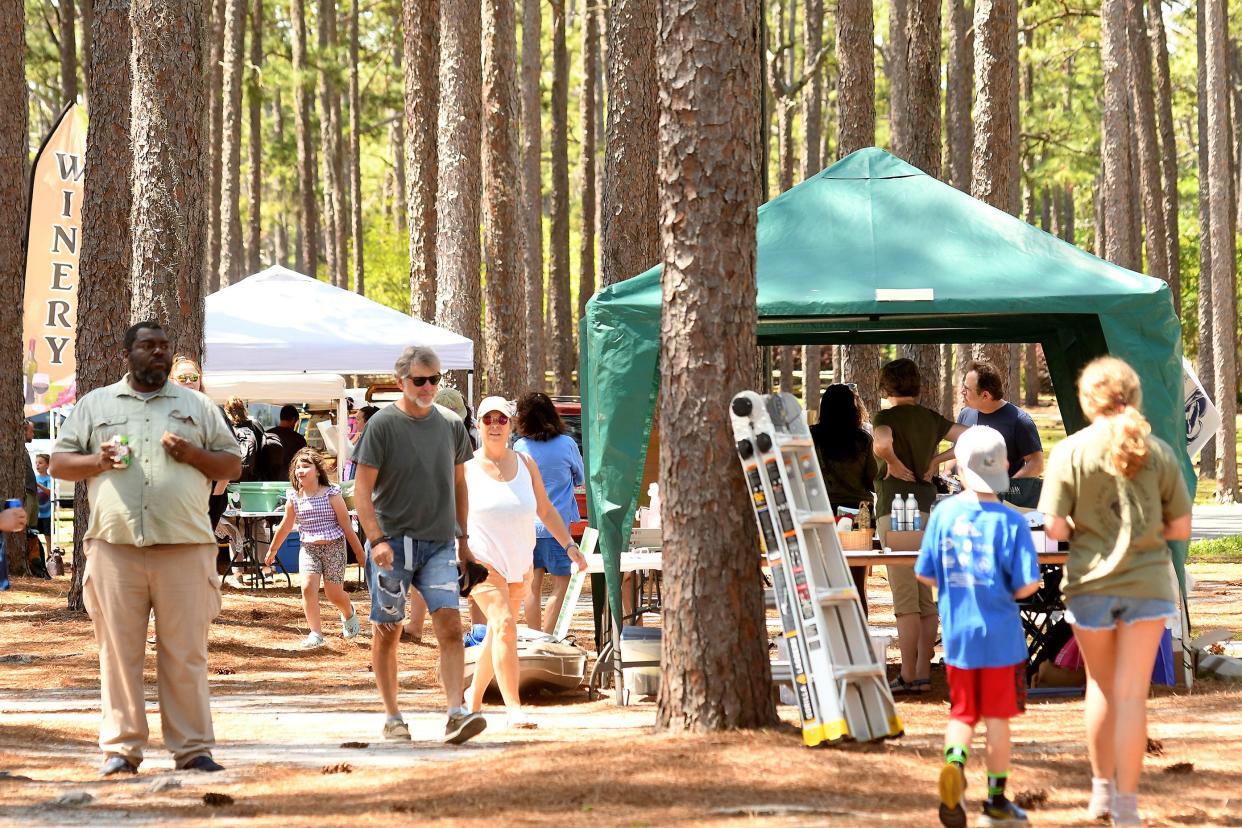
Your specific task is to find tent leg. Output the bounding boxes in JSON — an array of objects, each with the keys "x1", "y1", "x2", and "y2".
[{"x1": 467, "y1": 372, "x2": 474, "y2": 407}]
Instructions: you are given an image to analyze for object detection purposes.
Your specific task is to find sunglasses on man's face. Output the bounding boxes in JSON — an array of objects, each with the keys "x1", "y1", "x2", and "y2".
[
  {"x1": 481, "y1": 413, "x2": 510, "y2": 426},
  {"x1": 405, "y1": 373, "x2": 442, "y2": 387},
  {"x1": 174, "y1": 373, "x2": 200, "y2": 383}
]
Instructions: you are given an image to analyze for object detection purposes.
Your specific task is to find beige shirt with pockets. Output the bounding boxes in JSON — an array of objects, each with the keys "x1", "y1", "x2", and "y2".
[{"x1": 54, "y1": 377, "x2": 242, "y2": 547}]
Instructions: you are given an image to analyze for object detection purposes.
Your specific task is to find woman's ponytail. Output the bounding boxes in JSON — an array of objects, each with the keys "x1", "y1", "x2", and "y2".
[{"x1": 1077, "y1": 356, "x2": 1151, "y2": 479}]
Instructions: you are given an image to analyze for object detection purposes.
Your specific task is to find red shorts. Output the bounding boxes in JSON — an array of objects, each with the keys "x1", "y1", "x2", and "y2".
[{"x1": 945, "y1": 663, "x2": 1026, "y2": 726}]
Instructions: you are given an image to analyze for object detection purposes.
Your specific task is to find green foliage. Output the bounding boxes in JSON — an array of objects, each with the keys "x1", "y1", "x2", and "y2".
[{"x1": 1188, "y1": 534, "x2": 1242, "y2": 564}]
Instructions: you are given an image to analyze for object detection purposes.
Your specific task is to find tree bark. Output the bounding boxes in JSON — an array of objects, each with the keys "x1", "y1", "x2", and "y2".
[
  {"x1": 319, "y1": 0, "x2": 347, "y2": 288},
  {"x1": 1100, "y1": 0, "x2": 1139, "y2": 270},
  {"x1": 886, "y1": 0, "x2": 908, "y2": 153},
  {"x1": 59, "y1": 0, "x2": 78, "y2": 104},
  {"x1": 208, "y1": 0, "x2": 226, "y2": 289},
  {"x1": 79, "y1": 0, "x2": 92, "y2": 104},
  {"x1": 776, "y1": 0, "x2": 797, "y2": 192},
  {"x1": 481, "y1": 0, "x2": 526, "y2": 394},
  {"x1": 970, "y1": 0, "x2": 1018, "y2": 374},
  {"x1": 129, "y1": 0, "x2": 208, "y2": 361},
  {"x1": 655, "y1": 0, "x2": 776, "y2": 732},
  {"x1": 219, "y1": 0, "x2": 246, "y2": 287},
  {"x1": 0, "y1": 0, "x2": 29, "y2": 583},
  {"x1": 247, "y1": 0, "x2": 263, "y2": 274},
  {"x1": 577, "y1": 0, "x2": 598, "y2": 324},
  {"x1": 348, "y1": 0, "x2": 362, "y2": 293},
  {"x1": 291, "y1": 0, "x2": 318, "y2": 276},
  {"x1": 944, "y1": 0, "x2": 973, "y2": 191},
  {"x1": 602, "y1": 0, "x2": 658, "y2": 290},
  {"x1": 1206, "y1": 0, "x2": 1237, "y2": 498},
  {"x1": 1196, "y1": 0, "x2": 1215, "y2": 479},
  {"x1": 800, "y1": 0, "x2": 824, "y2": 413},
  {"x1": 69, "y1": 0, "x2": 132, "y2": 610},
  {"x1": 1148, "y1": 0, "x2": 1179, "y2": 314},
  {"x1": 436, "y1": 0, "x2": 482, "y2": 385},
  {"x1": 405, "y1": 0, "x2": 438, "y2": 319},
  {"x1": 1126, "y1": 0, "x2": 1168, "y2": 287},
  {"x1": 835, "y1": 0, "x2": 879, "y2": 415},
  {"x1": 272, "y1": 87, "x2": 289, "y2": 265},
  {"x1": 519, "y1": 0, "x2": 544, "y2": 388},
  {"x1": 548, "y1": 0, "x2": 574, "y2": 392}
]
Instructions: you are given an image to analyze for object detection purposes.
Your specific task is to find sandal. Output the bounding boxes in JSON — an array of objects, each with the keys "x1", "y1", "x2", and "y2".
[
  {"x1": 911, "y1": 678, "x2": 932, "y2": 693},
  {"x1": 888, "y1": 676, "x2": 918, "y2": 694}
]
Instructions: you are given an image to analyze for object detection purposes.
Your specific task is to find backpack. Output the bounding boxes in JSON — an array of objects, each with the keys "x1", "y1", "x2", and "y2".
[{"x1": 231, "y1": 420, "x2": 262, "y2": 482}]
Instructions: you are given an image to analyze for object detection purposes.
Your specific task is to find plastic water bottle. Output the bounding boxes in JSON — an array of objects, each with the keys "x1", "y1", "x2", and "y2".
[
  {"x1": 892, "y1": 494, "x2": 906, "y2": 531},
  {"x1": 906, "y1": 495, "x2": 919, "y2": 533},
  {"x1": 647, "y1": 482, "x2": 662, "y2": 529}
]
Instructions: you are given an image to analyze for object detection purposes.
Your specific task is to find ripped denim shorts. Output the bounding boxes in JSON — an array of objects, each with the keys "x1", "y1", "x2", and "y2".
[{"x1": 366, "y1": 536, "x2": 460, "y2": 624}]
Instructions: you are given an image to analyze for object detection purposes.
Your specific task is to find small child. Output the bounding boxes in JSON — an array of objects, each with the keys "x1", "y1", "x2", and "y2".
[
  {"x1": 34, "y1": 454, "x2": 53, "y2": 559},
  {"x1": 266, "y1": 448, "x2": 367, "y2": 648},
  {"x1": 915, "y1": 426, "x2": 1042, "y2": 827}
]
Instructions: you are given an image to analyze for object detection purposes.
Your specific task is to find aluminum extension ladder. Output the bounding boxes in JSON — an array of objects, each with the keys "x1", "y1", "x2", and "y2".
[{"x1": 730, "y1": 390, "x2": 903, "y2": 747}]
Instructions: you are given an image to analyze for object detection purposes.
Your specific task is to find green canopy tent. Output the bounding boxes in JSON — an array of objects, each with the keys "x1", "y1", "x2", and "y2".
[{"x1": 582, "y1": 147, "x2": 1193, "y2": 619}]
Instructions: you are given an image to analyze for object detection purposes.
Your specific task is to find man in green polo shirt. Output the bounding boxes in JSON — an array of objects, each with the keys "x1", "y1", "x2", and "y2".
[{"x1": 52, "y1": 321, "x2": 242, "y2": 777}]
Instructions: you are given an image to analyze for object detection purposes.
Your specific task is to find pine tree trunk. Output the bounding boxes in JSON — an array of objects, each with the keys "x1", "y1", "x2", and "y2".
[
  {"x1": 70, "y1": 0, "x2": 132, "y2": 610},
  {"x1": 319, "y1": 0, "x2": 346, "y2": 288},
  {"x1": 348, "y1": 0, "x2": 362, "y2": 293},
  {"x1": 436, "y1": 0, "x2": 483, "y2": 386},
  {"x1": 1101, "y1": 0, "x2": 1139, "y2": 270},
  {"x1": 1148, "y1": 0, "x2": 1179, "y2": 313},
  {"x1": 292, "y1": 0, "x2": 317, "y2": 275},
  {"x1": 59, "y1": 0, "x2": 78, "y2": 104},
  {"x1": 602, "y1": 0, "x2": 658, "y2": 290},
  {"x1": 836, "y1": 0, "x2": 879, "y2": 415},
  {"x1": 944, "y1": 0, "x2": 973, "y2": 190},
  {"x1": 548, "y1": 0, "x2": 574, "y2": 392},
  {"x1": 208, "y1": 0, "x2": 226, "y2": 289},
  {"x1": 219, "y1": 0, "x2": 246, "y2": 287},
  {"x1": 1126, "y1": 0, "x2": 1167, "y2": 286},
  {"x1": 129, "y1": 0, "x2": 208, "y2": 360},
  {"x1": 887, "y1": 0, "x2": 909, "y2": 153},
  {"x1": 391, "y1": 6, "x2": 407, "y2": 236},
  {"x1": 519, "y1": 0, "x2": 545, "y2": 388},
  {"x1": 1206, "y1": 0, "x2": 1237, "y2": 498},
  {"x1": 79, "y1": 0, "x2": 92, "y2": 104},
  {"x1": 655, "y1": 0, "x2": 775, "y2": 732},
  {"x1": 481, "y1": 0, "x2": 526, "y2": 394},
  {"x1": 801, "y1": 0, "x2": 824, "y2": 414},
  {"x1": 272, "y1": 87, "x2": 289, "y2": 265},
  {"x1": 1196, "y1": 0, "x2": 1215, "y2": 479},
  {"x1": 404, "y1": 0, "x2": 438, "y2": 320},
  {"x1": 247, "y1": 0, "x2": 263, "y2": 274},
  {"x1": 0, "y1": 0, "x2": 29, "y2": 583},
  {"x1": 577, "y1": 0, "x2": 598, "y2": 320},
  {"x1": 970, "y1": 0, "x2": 1018, "y2": 374}
]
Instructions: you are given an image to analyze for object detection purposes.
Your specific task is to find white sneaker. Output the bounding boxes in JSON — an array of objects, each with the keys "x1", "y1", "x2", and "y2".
[
  {"x1": 342, "y1": 610, "x2": 361, "y2": 639},
  {"x1": 300, "y1": 631, "x2": 326, "y2": 649},
  {"x1": 507, "y1": 711, "x2": 538, "y2": 730}
]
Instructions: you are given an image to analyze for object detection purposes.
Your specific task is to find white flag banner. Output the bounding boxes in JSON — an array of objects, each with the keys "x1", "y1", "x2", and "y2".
[{"x1": 1184, "y1": 357, "x2": 1220, "y2": 459}]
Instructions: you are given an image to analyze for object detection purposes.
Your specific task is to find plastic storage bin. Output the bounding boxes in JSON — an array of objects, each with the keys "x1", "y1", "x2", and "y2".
[
  {"x1": 620, "y1": 625, "x2": 662, "y2": 696},
  {"x1": 274, "y1": 531, "x2": 300, "y2": 574},
  {"x1": 229, "y1": 482, "x2": 290, "y2": 513}
]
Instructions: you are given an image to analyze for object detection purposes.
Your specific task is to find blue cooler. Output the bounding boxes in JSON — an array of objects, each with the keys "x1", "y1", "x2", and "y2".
[{"x1": 274, "y1": 531, "x2": 301, "y2": 574}]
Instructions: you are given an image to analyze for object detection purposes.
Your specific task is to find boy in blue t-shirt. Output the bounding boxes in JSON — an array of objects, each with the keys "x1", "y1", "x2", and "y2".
[
  {"x1": 915, "y1": 426, "x2": 1042, "y2": 828},
  {"x1": 34, "y1": 454, "x2": 54, "y2": 557}
]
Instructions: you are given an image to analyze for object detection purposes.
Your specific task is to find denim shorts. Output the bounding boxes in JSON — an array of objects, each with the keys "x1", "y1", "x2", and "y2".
[
  {"x1": 366, "y1": 537, "x2": 460, "y2": 623},
  {"x1": 1065, "y1": 594, "x2": 1177, "y2": 630},
  {"x1": 532, "y1": 535, "x2": 572, "y2": 576}
]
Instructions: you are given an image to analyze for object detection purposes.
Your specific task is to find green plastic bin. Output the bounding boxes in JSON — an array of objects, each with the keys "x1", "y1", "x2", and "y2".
[{"x1": 228, "y1": 482, "x2": 290, "y2": 513}]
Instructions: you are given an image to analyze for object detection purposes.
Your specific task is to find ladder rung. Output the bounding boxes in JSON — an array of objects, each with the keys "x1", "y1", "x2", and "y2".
[
  {"x1": 793, "y1": 511, "x2": 837, "y2": 525},
  {"x1": 817, "y1": 587, "x2": 859, "y2": 604},
  {"x1": 834, "y1": 664, "x2": 886, "y2": 681},
  {"x1": 770, "y1": 660, "x2": 792, "y2": 682}
]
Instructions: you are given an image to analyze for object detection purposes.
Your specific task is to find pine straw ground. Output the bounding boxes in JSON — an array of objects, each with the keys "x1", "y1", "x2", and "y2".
[{"x1": 0, "y1": 567, "x2": 1240, "y2": 826}]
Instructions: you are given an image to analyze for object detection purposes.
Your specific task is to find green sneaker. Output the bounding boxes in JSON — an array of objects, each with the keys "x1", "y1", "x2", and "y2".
[{"x1": 938, "y1": 763, "x2": 967, "y2": 828}]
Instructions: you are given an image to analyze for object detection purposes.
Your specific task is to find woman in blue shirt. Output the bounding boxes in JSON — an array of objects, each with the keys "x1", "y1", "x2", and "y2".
[{"x1": 514, "y1": 392, "x2": 584, "y2": 632}]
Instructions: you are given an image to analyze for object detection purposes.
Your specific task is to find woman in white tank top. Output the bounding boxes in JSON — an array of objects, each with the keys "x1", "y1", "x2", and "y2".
[{"x1": 465, "y1": 396, "x2": 586, "y2": 728}]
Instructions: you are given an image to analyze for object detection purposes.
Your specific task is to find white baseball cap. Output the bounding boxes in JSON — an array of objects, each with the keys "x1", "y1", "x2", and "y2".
[
  {"x1": 477, "y1": 396, "x2": 513, "y2": 419},
  {"x1": 954, "y1": 425, "x2": 1009, "y2": 495}
]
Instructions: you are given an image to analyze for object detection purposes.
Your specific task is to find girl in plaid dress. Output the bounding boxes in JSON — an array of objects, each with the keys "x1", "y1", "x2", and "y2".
[{"x1": 267, "y1": 448, "x2": 366, "y2": 648}]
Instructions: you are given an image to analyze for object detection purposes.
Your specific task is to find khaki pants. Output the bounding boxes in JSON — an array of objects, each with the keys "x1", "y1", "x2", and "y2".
[
  {"x1": 83, "y1": 539, "x2": 221, "y2": 765},
  {"x1": 877, "y1": 512, "x2": 937, "y2": 617}
]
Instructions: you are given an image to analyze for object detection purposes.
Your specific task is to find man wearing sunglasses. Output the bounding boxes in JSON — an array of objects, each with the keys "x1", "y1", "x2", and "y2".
[{"x1": 351, "y1": 345, "x2": 485, "y2": 744}]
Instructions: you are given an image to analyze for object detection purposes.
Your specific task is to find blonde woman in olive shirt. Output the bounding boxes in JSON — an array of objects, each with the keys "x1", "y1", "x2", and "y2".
[{"x1": 1038, "y1": 356, "x2": 1191, "y2": 827}]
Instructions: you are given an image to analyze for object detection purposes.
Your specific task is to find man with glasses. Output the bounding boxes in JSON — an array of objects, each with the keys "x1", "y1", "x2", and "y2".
[
  {"x1": 351, "y1": 345, "x2": 484, "y2": 744},
  {"x1": 938, "y1": 360, "x2": 1044, "y2": 507}
]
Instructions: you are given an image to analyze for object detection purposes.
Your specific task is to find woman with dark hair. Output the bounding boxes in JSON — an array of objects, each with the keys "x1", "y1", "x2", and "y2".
[
  {"x1": 873, "y1": 358, "x2": 967, "y2": 693},
  {"x1": 810, "y1": 384, "x2": 878, "y2": 616},
  {"x1": 514, "y1": 392, "x2": 585, "y2": 632}
]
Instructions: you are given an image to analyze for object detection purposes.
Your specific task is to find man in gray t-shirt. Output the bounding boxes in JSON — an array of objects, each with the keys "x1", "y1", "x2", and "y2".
[{"x1": 353, "y1": 345, "x2": 485, "y2": 745}]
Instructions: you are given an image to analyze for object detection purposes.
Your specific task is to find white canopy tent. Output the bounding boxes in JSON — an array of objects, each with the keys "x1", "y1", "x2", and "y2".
[
  {"x1": 202, "y1": 371, "x2": 350, "y2": 460},
  {"x1": 204, "y1": 265, "x2": 474, "y2": 375}
]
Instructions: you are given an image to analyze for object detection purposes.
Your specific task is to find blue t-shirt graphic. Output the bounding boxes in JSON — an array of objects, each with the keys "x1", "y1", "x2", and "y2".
[
  {"x1": 915, "y1": 496, "x2": 1041, "y2": 669},
  {"x1": 36, "y1": 473, "x2": 53, "y2": 519}
]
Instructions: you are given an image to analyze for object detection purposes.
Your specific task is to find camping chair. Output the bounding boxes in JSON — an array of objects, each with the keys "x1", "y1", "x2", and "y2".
[{"x1": 1018, "y1": 564, "x2": 1071, "y2": 683}]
